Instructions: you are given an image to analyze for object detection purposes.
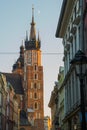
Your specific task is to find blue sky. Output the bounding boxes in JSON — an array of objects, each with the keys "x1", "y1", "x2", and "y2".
[{"x1": 0, "y1": 0, "x2": 63, "y2": 116}]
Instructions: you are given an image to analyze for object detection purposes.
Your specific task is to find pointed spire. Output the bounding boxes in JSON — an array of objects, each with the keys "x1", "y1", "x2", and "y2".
[
  {"x1": 38, "y1": 30, "x2": 40, "y2": 42},
  {"x1": 29, "y1": 5, "x2": 36, "y2": 40},
  {"x1": 20, "y1": 40, "x2": 24, "y2": 57},
  {"x1": 32, "y1": 4, "x2": 34, "y2": 23},
  {"x1": 37, "y1": 30, "x2": 41, "y2": 49},
  {"x1": 26, "y1": 30, "x2": 28, "y2": 41}
]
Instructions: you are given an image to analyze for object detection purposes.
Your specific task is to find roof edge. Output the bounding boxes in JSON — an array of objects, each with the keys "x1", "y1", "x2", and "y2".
[{"x1": 55, "y1": 0, "x2": 67, "y2": 38}]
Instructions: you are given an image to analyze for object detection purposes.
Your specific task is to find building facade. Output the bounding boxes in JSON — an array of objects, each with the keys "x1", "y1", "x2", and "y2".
[
  {"x1": 48, "y1": 82, "x2": 59, "y2": 130},
  {"x1": 0, "y1": 74, "x2": 7, "y2": 130},
  {"x1": 56, "y1": 0, "x2": 87, "y2": 130},
  {"x1": 58, "y1": 66, "x2": 64, "y2": 130},
  {"x1": 0, "y1": 73, "x2": 19, "y2": 130}
]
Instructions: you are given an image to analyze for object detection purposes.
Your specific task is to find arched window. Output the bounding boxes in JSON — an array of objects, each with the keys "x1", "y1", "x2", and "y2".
[
  {"x1": 34, "y1": 83, "x2": 37, "y2": 89},
  {"x1": 35, "y1": 74, "x2": 37, "y2": 79},
  {"x1": 34, "y1": 73, "x2": 38, "y2": 80},
  {"x1": 34, "y1": 102, "x2": 38, "y2": 109},
  {"x1": 34, "y1": 65, "x2": 37, "y2": 70},
  {"x1": 34, "y1": 93, "x2": 37, "y2": 99}
]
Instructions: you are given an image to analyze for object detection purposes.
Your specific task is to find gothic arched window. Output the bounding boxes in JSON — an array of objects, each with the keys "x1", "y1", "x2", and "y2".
[
  {"x1": 34, "y1": 102, "x2": 38, "y2": 109},
  {"x1": 34, "y1": 83, "x2": 37, "y2": 89},
  {"x1": 34, "y1": 93, "x2": 37, "y2": 99}
]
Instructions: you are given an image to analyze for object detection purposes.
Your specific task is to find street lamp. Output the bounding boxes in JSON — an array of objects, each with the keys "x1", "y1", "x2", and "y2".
[{"x1": 70, "y1": 50, "x2": 87, "y2": 130}]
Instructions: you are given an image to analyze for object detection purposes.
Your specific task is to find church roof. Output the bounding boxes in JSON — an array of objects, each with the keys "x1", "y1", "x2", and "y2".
[{"x1": 2, "y1": 73, "x2": 24, "y2": 94}]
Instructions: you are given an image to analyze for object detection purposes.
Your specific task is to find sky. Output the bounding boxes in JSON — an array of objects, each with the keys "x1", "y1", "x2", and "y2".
[{"x1": 0, "y1": 0, "x2": 63, "y2": 117}]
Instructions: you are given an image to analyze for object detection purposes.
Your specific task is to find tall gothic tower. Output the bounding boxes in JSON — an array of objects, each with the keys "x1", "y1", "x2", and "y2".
[
  {"x1": 12, "y1": 7, "x2": 44, "y2": 130},
  {"x1": 24, "y1": 7, "x2": 44, "y2": 128}
]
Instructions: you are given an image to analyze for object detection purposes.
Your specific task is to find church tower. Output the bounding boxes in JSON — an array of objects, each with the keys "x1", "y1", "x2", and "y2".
[{"x1": 24, "y1": 7, "x2": 44, "y2": 128}]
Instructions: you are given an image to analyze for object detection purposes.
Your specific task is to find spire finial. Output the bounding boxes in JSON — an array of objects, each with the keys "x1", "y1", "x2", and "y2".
[
  {"x1": 32, "y1": 4, "x2": 34, "y2": 23},
  {"x1": 29, "y1": 5, "x2": 36, "y2": 40}
]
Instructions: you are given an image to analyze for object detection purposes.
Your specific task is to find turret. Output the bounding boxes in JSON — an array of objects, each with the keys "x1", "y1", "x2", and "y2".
[{"x1": 12, "y1": 42, "x2": 24, "y2": 72}]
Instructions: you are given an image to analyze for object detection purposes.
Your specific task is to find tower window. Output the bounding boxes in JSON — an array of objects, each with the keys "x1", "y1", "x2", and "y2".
[
  {"x1": 34, "y1": 64, "x2": 37, "y2": 71},
  {"x1": 35, "y1": 65, "x2": 36, "y2": 70},
  {"x1": 35, "y1": 74, "x2": 37, "y2": 79},
  {"x1": 34, "y1": 102, "x2": 38, "y2": 109},
  {"x1": 34, "y1": 73, "x2": 38, "y2": 80},
  {"x1": 34, "y1": 83, "x2": 37, "y2": 89},
  {"x1": 34, "y1": 93, "x2": 37, "y2": 99}
]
